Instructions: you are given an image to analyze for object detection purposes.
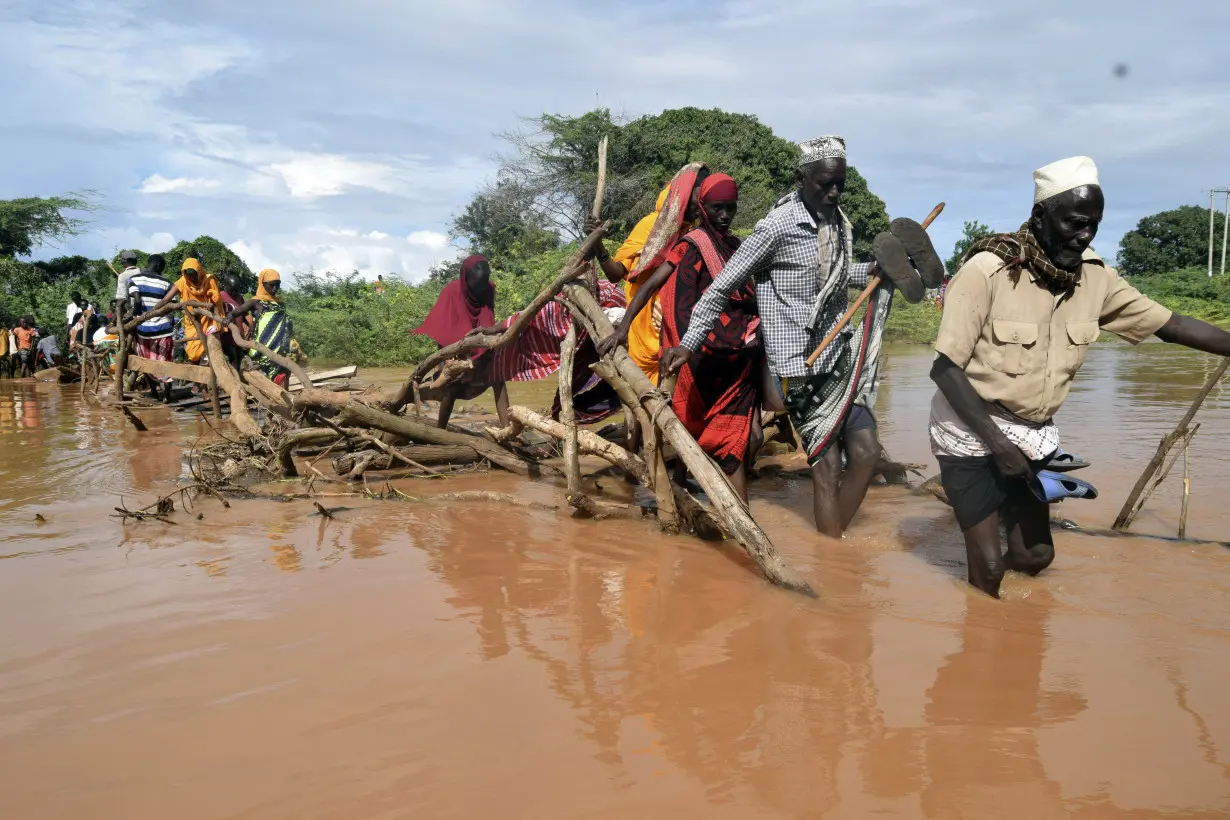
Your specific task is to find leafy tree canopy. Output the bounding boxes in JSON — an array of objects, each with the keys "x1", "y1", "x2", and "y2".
[
  {"x1": 1118, "y1": 205, "x2": 1226, "y2": 277},
  {"x1": 0, "y1": 193, "x2": 96, "y2": 258},
  {"x1": 455, "y1": 106, "x2": 891, "y2": 266},
  {"x1": 115, "y1": 236, "x2": 256, "y2": 292},
  {"x1": 946, "y1": 220, "x2": 995, "y2": 274}
]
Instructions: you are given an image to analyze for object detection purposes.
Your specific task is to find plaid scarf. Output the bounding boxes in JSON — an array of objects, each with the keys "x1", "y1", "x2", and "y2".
[{"x1": 962, "y1": 223, "x2": 1101, "y2": 291}]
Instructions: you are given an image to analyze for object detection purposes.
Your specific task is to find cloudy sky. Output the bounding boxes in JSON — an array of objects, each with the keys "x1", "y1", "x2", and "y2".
[{"x1": 3, "y1": 0, "x2": 1227, "y2": 282}]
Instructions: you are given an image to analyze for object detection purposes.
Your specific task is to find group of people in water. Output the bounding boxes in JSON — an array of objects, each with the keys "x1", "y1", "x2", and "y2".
[
  {"x1": 415, "y1": 135, "x2": 1230, "y2": 598},
  {"x1": 0, "y1": 251, "x2": 296, "y2": 401}
]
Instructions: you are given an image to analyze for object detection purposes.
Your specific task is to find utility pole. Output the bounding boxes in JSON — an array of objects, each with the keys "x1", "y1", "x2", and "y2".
[
  {"x1": 1210, "y1": 189, "x2": 1230, "y2": 277},
  {"x1": 1221, "y1": 190, "x2": 1229, "y2": 277}
]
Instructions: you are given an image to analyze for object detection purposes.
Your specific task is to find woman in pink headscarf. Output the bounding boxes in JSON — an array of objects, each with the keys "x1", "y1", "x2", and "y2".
[{"x1": 414, "y1": 255, "x2": 510, "y2": 428}]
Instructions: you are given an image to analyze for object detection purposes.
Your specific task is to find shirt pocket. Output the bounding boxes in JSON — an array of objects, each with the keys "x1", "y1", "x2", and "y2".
[
  {"x1": 1064, "y1": 320, "x2": 1100, "y2": 373},
  {"x1": 990, "y1": 319, "x2": 1038, "y2": 375}
]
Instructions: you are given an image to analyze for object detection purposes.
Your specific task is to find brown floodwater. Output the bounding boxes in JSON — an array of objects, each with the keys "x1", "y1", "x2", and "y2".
[{"x1": 1, "y1": 342, "x2": 1229, "y2": 819}]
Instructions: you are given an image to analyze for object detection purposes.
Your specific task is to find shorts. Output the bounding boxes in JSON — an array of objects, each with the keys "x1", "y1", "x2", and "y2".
[
  {"x1": 936, "y1": 454, "x2": 1047, "y2": 532},
  {"x1": 782, "y1": 369, "x2": 877, "y2": 465}
]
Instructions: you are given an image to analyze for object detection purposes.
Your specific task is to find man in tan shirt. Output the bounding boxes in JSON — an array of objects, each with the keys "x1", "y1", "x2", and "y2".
[{"x1": 930, "y1": 156, "x2": 1230, "y2": 598}]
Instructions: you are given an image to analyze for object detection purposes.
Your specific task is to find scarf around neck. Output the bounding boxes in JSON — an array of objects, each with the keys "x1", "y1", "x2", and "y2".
[{"x1": 962, "y1": 223, "x2": 1101, "y2": 291}]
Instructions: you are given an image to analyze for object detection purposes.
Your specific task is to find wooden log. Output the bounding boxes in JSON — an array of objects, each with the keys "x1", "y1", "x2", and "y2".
[
  {"x1": 332, "y1": 444, "x2": 484, "y2": 477},
  {"x1": 561, "y1": 284, "x2": 816, "y2": 597},
  {"x1": 125, "y1": 356, "x2": 213, "y2": 384},
  {"x1": 1179, "y1": 438, "x2": 1192, "y2": 539},
  {"x1": 392, "y1": 222, "x2": 612, "y2": 410},
  {"x1": 200, "y1": 323, "x2": 260, "y2": 437},
  {"x1": 114, "y1": 318, "x2": 129, "y2": 402},
  {"x1": 558, "y1": 325, "x2": 584, "y2": 506},
  {"x1": 1113, "y1": 358, "x2": 1228, "y2": 530},
  {"x1": 293, "y1": 390, "x2": 554, "y2": 478},
  {"x1": 489, "y1": 405, "x2": 652, "y2": 486},
  {"x1": 243, "y1": 369, "x2": 296, "y2": 420}
]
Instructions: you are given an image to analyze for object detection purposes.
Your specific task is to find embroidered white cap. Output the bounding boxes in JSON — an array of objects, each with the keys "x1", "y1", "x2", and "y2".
[
  {"x1": 1033, "y1": 156, "x2": 1100, "y2": 203},
  {"x1": 798, "y1": 135, "x2": 846, "y2": 167}
]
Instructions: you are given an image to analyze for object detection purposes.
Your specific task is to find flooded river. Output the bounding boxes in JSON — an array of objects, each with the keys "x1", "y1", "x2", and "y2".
[{"x1": 1, "y1": 343, "x2": 1228, "y2": 818}]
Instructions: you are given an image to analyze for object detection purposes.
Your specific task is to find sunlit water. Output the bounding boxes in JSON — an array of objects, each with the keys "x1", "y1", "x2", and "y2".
[{"x1": 0, "y1": 343, "x2": 1228, "y2": 819}]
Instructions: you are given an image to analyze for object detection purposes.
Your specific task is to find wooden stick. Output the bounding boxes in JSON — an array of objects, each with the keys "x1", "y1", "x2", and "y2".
[
  {"x1": 1121, "y1": 424, "x2": 1200, "y2": 529},
  {"x1": 805, "y1": 201, "x2": 945, "y2": 368},
  {"x1": 563, "y1": 283, "x2": 816, "y2": 597},
  {"x1": 587, "y1": 135, "x2": 609, "y2": 295},
  {"x1": 1113, "y1": 358, "x2": 1228, "y2": 530},
  {"x1": 1179, "y1": 438, "x2": 1192, "y2": 539},
  {"x1": 558, "y1": 325, "x2": 584, "y2": 505}
]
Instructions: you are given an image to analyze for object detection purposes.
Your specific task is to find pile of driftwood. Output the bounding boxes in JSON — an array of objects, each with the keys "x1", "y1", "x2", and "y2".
[{"x1": 99, "y1": 224, "x2": 931, "y2": 599}]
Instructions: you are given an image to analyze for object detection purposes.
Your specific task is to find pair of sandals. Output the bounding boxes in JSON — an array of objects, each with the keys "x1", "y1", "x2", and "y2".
[{"x1": 1031, "y1": 449, "x2": 1099, "y2": 503}]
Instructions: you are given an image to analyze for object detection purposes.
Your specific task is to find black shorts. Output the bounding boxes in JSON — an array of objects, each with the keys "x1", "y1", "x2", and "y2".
[
  {"x1": 845, "y1": 404, "x2": 877, "y2": 433},
  {"x1": 936, "y1": 455, "x2": 1046, "y2": 532}
]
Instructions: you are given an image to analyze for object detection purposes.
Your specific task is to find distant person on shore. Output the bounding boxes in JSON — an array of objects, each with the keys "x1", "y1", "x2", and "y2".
[
  {"x1": 35, "y1": 333, "x2": 62, "y2": 369},
  {"x1": 12, "y1": 317, "x2": 38, "y2": 377},
  {"x1": 224, "y1": 269, "x2": 295, "y2": 387},
  {"x1": 930, "y1": 156, "x2": 1230, "y2": 599},
  {"x1": 0, "y1": 320, "x2": 12, "y2": 379},
  {"x1": 661, "y1": 136, "x2": 937, "y2": 537},
  {"x1": 413, "y1": 254, "x2": 510, "y2": 429},
  {"x1": 128, "y1": 253, "x2": 175, "y2": 401},
  {"x1": 66, "y1": 292, "x2": 85, "y2": 338},
  {"x1": 114, "y1": 250, "x2": 141, "y2": 317},
  {"x1": 374, "y1": 274, "x2": 386, "y2": 296},
  {"x1": 152, "y1": 258, "x2": 224, "y2": 364}
]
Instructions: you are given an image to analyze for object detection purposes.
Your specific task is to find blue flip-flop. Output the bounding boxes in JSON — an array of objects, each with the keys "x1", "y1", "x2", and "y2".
[
  {"x1": 1030, "y1": 470, "x2": 1099, "y2": 503},
  {"x1": 1046, "y1": 449, "x2": 1090, "y2": 472}
]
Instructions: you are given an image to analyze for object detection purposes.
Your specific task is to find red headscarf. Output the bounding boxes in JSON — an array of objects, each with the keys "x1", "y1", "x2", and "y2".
[
  {"x1": 414, "y1": 255, "x2": 496, "y2": 347},
  {"x1": 697, "y1": 173, "x2": 740, "y2": 256}
]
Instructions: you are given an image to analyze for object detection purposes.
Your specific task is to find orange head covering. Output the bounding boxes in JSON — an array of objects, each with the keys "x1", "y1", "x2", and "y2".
[{"x1": 256, "y1": 268, "x2": 282, "y2": 302}]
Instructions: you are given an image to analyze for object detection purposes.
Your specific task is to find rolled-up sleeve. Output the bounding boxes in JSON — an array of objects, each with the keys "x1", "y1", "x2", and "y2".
[
  {"x1": 849, "y1": 261, "x2": 872, "y2": 290},
  {"x1": 933, "y1": 257, "x2": 993, "y2": 368},
  {"x1": 678, "y1": 222, "x2": 776, "y2": 352},
  {"x1": 1098, "y1": 268, "x2": 1172, "y2": 343}
]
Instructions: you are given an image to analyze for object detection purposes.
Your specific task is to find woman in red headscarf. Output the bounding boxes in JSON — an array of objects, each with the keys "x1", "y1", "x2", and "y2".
[
  {"x1": 414, "y1": 255, "x2": 510, "y2": 428},
  {"x1": 659, "y1": 173, "x2": 764, "y2": 501}
]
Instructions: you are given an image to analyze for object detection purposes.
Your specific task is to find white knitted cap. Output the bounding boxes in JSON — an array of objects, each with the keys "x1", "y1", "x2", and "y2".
[
  {"x1": 1033, "y1": 156, "x2": 1100, "y2": 203},
  {"x1": 798, "y1": 135, "x2": 846, "y2": 167}
]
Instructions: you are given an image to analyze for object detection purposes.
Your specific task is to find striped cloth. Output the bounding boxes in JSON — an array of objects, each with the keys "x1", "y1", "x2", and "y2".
[
  {"x1": 127, "y1": 273, "x2": 174, "y2": 339},
  {"x1": 490, "y1": 280, "x2": 626, "y2": 383}
]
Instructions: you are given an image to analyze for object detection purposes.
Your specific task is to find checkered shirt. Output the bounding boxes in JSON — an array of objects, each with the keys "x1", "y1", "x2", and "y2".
[{"x1": 678, "y1": 191, "x2": 872, "y2": 378}]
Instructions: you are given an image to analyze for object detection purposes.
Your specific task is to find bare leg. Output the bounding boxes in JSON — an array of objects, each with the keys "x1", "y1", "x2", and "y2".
[
  {"x1": 961, "y1": 510, "x2": 1007, "y2": 598},
  {"x1": 838, "y1": 427, "x2": 881, "y2": 530},
  {"x1": 746, "y1": 409, "x2": 765, "y2": 473},
  {"x1": 729, "y1": 463, "x2": 749, "y2": 504},
  {"x1": 491, "y1": 380, "x2": 511, "y2": 427},
  {"x1": 810, "y1": 445, "x2": 843, "y2": 537},
  {"x1": 436, "y1": 389, "x2": 457, "y2": 429},
  {"x1": 1001, "y1": 494, "x2": 1056, "y2": 576}
]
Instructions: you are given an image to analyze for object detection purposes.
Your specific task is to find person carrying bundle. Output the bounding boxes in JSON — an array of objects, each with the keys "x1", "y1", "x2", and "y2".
[
  {"x1": 661, "y1": 135, "x2": 943, "y2": 537},
  {"x1": 930, "y1": 156, "x2": 1230, "y2": 598}
]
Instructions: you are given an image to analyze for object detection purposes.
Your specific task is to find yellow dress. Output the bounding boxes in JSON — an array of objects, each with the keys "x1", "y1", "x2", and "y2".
[{"x1": 613, "y1": 187, "x2": 672, "y2": 384}]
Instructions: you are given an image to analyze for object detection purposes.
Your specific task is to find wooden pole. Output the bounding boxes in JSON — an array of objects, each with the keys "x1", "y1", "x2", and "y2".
[
  {"x1": 562, "y1": 283, "x2": 816, "y2": 597},
  {"x1": 805, "y1": 202, "x2": 945, "y2": 368},
  {"x1": 558, "y1": 325, "x2": 583, "y2": 505},
  {"x1": 114, "y1": 314, "x2": 128, "y2": 402},
  {"x1": 588, "y1": 135, "x2": 609, "y2": 295},
  {"x1": 1113, "y1": 358, "x2": 1228, "y2": 530},
  {"x1": 1179, "y1": 439, "x2": 1191, "y2": 539}
]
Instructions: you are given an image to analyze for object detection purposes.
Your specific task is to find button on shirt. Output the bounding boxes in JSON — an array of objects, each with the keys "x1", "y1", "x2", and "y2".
[
  {"x1": 935, "y1": 249, "x2": 1172, "y2": 423},
  {"x1": 678, "y1": 191, "x2": 872, "y2": 378}
]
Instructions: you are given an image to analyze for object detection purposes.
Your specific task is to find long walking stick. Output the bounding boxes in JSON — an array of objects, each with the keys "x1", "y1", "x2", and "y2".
[
  {"x1": 805, "y1": 202, "x2": 945, "y2": 368},
  {"x1": 587, "y1": 135, "x2": 609, "y2": 295}
]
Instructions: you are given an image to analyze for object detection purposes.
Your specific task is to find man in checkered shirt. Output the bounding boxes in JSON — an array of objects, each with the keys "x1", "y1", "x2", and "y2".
[{"x1": 661, "y1": 135, "x2": 894, "y2": 538}]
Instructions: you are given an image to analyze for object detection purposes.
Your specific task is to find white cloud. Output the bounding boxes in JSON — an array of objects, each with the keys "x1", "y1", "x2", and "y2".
[
  {"x1": 367, "y1": 230, "x2": 389, "y2": 240},
  {"x1": 230, "y1": 225, "x2": 459, "y2": 282},
  {"x1": 268, "y1": 154, "x2": 402, "y2": 199},
  {"x1": 408, "y1": 230, "x2": 449, "y2": 250},
  {"x1": 138, "y1": 174, "x2": 223, "y2": 194},
  {"x1": 228, "y1": 240, "x2": 281, "y2": 274}
]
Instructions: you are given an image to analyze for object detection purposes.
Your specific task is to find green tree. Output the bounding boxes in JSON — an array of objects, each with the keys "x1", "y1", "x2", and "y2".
[
  {"x1": 134, "y1": 236, "x2": 256, "y2": 292},
  {"x1": 946, "y1": 220, "x2": 995, "y2": 274},
  {"x1": 451, "y1": 182, "x2": 559, "y2": 268},
  {"x1": 465, "y1": 106, "x2": 891, "y2": 266},
  {"x1": 0, "y1": 193, "x2": 97, "y2": 258},
  {"x1": 1118, "y1": 205, "x2": 1226, "y2": 277}
]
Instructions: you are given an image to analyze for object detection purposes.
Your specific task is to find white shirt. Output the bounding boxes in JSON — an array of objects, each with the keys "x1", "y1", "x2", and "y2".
[
  {"x1": 115, "y1": 266, "x2": 140, "y2": 300},
  {"x1": 67, "y1": 302, "x2": 83, "y2": 325}
]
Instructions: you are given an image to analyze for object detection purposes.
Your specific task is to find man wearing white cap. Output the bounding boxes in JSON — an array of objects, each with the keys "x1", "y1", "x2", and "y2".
[
  {"x1": 930, "y1": 156, "x2": 1230, "y2": 598},
  {"x1": 662, "y1": 135, "x2": 940, "y2": 538}
]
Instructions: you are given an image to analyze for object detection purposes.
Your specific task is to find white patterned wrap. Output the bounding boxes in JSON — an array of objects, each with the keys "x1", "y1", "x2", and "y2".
[{"x1": 929, "y1": 390, "x2": 1060, "y2": 461}]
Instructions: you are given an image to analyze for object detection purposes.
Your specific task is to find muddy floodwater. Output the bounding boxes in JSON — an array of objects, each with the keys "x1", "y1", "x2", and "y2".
[{"x1": 1, "y1": 342, "x2": 1229, "y2": 819}]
